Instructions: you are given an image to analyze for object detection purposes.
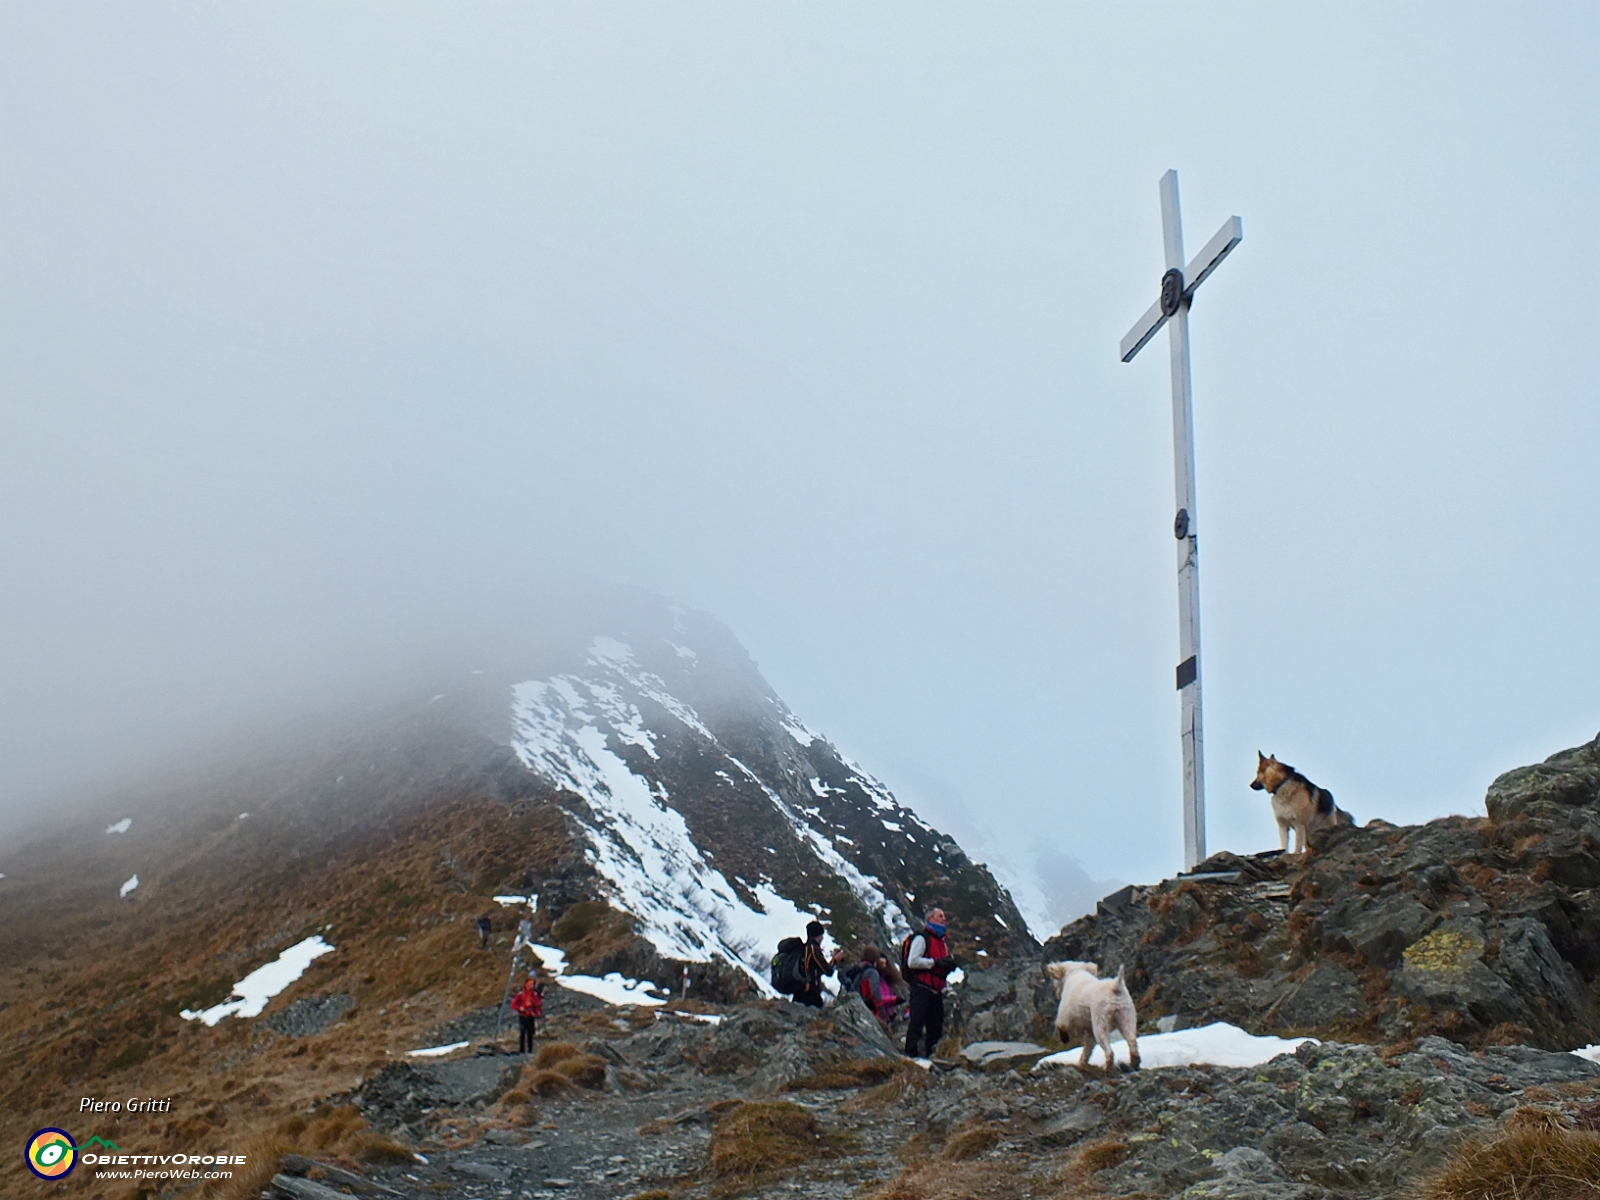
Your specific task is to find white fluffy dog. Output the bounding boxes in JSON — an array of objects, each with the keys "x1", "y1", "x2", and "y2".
[{"x1": 1045, "y1": 960, "x2": 1140, "y2": 1073}]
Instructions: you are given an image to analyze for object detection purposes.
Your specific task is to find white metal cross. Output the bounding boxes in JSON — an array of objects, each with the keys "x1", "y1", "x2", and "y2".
[{"x1": 1119, "y1": 170, "x2": 1242, "y2": 872}]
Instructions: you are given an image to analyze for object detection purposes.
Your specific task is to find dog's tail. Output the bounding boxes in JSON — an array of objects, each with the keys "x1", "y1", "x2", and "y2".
[{"x1": 1314, "y1": 786, "x2": 1336, "y2": 816}]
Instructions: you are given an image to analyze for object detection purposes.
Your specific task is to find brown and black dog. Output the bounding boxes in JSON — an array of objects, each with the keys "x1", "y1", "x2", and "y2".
[{"x1": 1251, "y1": 752, "x2": 1354, "y2": 855}]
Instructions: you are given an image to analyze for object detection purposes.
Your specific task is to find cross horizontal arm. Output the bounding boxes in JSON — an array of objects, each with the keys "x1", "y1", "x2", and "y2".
[
  {"x1": 1119, "y1": 298, "x2": 1166, "y2": 363},
  {"x1": 1118, "y1": 215, "x2": 1242, "y2": 363},
  {"x1": 1182, "y1": 216, "x2": 1242, "y2": 300}
]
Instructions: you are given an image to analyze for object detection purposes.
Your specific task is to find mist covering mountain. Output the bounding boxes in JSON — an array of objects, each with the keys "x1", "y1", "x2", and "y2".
[{"x1": 0, "y1": 590, "x2": 1033, "y2": 996}]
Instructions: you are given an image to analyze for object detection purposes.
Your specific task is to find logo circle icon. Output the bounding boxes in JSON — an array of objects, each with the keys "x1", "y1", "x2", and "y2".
[{"x1": 27, "y1": 1128, "x2": 77, "y2": 1179}]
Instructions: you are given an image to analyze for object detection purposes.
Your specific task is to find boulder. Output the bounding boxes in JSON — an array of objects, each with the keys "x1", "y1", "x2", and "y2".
[
  {"x1": 1485, "y1": 732, "x2": 1600, "y2": 821},
  {"x1": 1267, "y1": 962, "x2": 1365, "y2": 1031},
  {"x1": 959, "y1": 1041, "x2": 1052, "y2": 1072}
]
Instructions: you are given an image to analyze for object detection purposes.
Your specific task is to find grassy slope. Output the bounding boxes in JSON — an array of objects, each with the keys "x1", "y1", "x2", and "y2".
[{"x1": 0, "y1": 784, "x2": 585, "y2": 1200}]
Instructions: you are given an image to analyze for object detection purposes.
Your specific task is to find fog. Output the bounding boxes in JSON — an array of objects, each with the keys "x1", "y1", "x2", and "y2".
[{"x1": 2, "y1": 4, "x2": 1596, "y2": 924}]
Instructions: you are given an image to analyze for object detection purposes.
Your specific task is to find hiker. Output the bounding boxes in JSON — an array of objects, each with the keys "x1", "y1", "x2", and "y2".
[
  {"x1": 511, "y1": 976, "x2": 545, "y2": 1052},
  {"x1": 796, "y1": 920, "x2": 845, "y2": 1008},
  {"x1": 841, "y1": 946, "x2": 902, "y2": 1027},
  {"x1": 477, "y1": 914, "x2": 493, "y2": 949},
  {"x1": 872, "y1": 951, "x2": 906, "y2": 1027},
  {"x1": 902, "y1": 907, "x2": 958, "y2": 1057}
]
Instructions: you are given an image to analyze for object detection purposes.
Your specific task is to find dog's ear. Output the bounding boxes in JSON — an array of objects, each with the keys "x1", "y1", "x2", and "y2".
[
  {"x1": 1257, "y1": 750, "x2": 1266, "y2": 764},
  {"x1": 1084, "y1": 963, "x2": 1100, "y2": 977}
]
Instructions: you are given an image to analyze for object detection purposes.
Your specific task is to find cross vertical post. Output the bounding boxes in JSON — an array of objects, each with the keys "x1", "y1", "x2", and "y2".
[{"x1": 1119, "y1": 169, "x2": 1243, "y2": 872}]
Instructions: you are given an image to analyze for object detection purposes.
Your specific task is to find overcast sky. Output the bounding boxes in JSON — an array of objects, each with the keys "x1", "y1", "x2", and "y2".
[{"x1": 2, "y1": 3, "x2": 1596, "y2": 929}]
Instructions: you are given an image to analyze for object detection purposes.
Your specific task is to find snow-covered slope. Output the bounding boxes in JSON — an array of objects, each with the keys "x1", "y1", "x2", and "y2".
[{"x1": 504, "y1": 604, "x2": 1032, "y2": 989}]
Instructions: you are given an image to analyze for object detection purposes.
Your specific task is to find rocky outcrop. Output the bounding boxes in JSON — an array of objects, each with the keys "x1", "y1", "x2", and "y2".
[{"x1": 955, "y1": 732, "x2": 1600, "y2": 1053}]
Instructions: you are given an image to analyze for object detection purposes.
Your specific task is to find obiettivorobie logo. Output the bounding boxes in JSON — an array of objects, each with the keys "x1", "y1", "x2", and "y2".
[
  {"x1": 26, "y1": 1128, "x2": 77, "y2": 1180},
  {"x1": 28, "y1": 1128, "x2": 244, "y2": 1184}
]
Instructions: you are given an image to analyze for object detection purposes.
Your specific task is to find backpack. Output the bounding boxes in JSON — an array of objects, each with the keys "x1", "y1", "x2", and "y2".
[
  {"x1": 770, "y1": 937, "x2": 807, "y2": 994},
  {"x1": 899, "y1": 932, "x2": 918, "y2": 972},
  {"x1": 838, "y1": 963, "x2": 867, "y2": 995}
]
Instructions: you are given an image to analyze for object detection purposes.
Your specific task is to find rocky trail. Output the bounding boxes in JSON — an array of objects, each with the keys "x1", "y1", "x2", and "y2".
[{"x1": 261, "y1": 976, "x2": 1600, "y2": 1200}]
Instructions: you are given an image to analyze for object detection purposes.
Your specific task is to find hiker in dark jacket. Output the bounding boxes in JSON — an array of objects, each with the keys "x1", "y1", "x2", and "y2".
[
  {"x1": 477, "y1": 915, "x2": 493, "y2": 949},
  {"x1": 903, "y1": 907, "x2": 958, "y2": 1057},
  {"x1": 795, "y1": 920, "x2": 845, "y2": 1008}
]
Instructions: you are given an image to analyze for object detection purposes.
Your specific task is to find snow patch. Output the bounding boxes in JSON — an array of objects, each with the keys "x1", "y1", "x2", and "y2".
[
  {"x1": 668, "y1": 1011, "x2": 724, "y2": 1025},
  {"x1": 1574, "y1": 1044, "x2": 1600, "y2": 1063},
  {"x1": 495, "y1": 895, "x2": 538, "y2": 910},
  {"x1": 180, "y1": 936, "x2": 335, "y2": 1025},
  {"x1": 120, "y1": 875, "x2": 139, "y2": 898},
  {"x1": 407, "y1": 1041, "x2": 470, "y2": 1058},
  {"x1": 106, "y1": 818, "x2": 132, "y2": 835},
  {"x1": 1036, "y1": 1022, "x2": 1314, "y2": 1071},
  {"x1": 525, "y1": 943, "x2": 666, "y2": 1007},
  {"x1": 510, "y1": 639, "x2": 907, "y2": 986},
  {"x1": 781, "y1": 717, "x2": 816, "y2": 746}
]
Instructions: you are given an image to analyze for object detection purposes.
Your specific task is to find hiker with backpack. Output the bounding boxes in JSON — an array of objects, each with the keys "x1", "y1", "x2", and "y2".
[
  {"x1": 840, "y1": 946, "x2": 904, "y2": 1028},
  {"x1": 797, "y1": 920, "x2": 845, "y2": 1007},
  {"x1": 901, "y1": 907, "x2": 959, "y2": 1058},
  {"x1": 771, "y1": 921, "x2": 844, "y2": 1007}
]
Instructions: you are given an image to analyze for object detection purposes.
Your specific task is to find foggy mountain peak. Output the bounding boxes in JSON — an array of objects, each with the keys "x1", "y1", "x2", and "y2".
[{"x1": 503, "y1": 609, "x2": 1034, "y2": 987}]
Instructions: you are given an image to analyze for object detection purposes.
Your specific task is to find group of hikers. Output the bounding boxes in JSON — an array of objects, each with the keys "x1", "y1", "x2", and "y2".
[
  {"x1": 501, "y1": 905, "x2": 961, "y2": 1060},
  {"x1": 773, "y1": 907, "x2": 959, "y2": 1059}
]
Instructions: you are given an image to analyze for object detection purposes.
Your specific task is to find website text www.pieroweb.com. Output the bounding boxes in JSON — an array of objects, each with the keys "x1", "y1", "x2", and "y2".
[{"x1": 26, "y1": 1125, "x2": 246, "y2": 1184}]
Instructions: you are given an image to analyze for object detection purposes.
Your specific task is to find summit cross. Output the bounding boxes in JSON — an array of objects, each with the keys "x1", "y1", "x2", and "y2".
[{"x1": 1119, "y1": 169, "x2": 1243, "y2": 872}]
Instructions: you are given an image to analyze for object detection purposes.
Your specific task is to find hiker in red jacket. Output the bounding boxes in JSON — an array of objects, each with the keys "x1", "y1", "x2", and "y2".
[
  {"x1": 512, "y1": 977, "x2": 545, "y2": 1052},
  {"x1": 903, "y1": 907, "x2": 958, "y2": 1058}
]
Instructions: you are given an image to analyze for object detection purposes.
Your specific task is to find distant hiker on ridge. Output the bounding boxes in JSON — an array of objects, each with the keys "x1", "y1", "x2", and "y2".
[
  {"x1": 477, "y1": 914, "x2": 493, "y2": 949},
  {"x1": 512, "y1": 976, "x2": 545, "y2": 1052},
  {"x1": 902, "y1": 907, "x2": 959, "y2": 1058}
]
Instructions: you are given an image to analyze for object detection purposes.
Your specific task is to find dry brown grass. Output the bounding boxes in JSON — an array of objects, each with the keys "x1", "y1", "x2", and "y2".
[
  {"x1": 1414, "y1": 1116, "x2": 1600, "y2": 1200},
  {"x1": 535, "y1": 1041, "x2": 581, "y2": 1068},
  {"x1": 942, "y1": 1121, "x2": 1005, "y2": 1161},
  {"x1": 554, "y1": 1053, "x2": 609, "y2": 1088},
  {"x1": 208, "y1": 1105, "x2": 414, "y2": 1200},
  {"x1": 504, "y1": 1041, "x2": 608, "y2": 1100},
  {"x1": 0, "y1": 792, "x2": 593, "y2": 1198},
  {"x1": 842, "y1": 1062, "x2": 931, "y2": 1111},
  {"x1": 707, "y1": 1101, "x2": 828, "y2": 1178},
  {"x1": 786, "y1": 1057, "x2": 900, "y2": 1090},
  {"x1": 1070, "y1": 1138, "x2": 1130, "y2": 1175},
  {"x1": 522, "y1": 1069, "x2": 573, "y2": 1095},
  {"x1": 864, "y1": 1160, "x2": 1030, "y2": 1200}
]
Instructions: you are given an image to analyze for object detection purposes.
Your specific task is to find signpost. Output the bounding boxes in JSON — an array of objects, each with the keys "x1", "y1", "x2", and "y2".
[{"x1": 1119, "y1": 170, "x2": 1243, "y2": 872}]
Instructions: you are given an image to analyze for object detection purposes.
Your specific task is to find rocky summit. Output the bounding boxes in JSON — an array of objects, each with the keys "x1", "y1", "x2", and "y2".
[{"x1": 951, "y1": 730, "x2": 1600, "y2": 1059}]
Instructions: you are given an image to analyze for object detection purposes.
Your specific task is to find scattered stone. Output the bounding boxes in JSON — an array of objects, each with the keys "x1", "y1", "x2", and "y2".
[
  {"x1": 269, "y1": 1175, "x2": 353, "y2": 1200},
  {"x1": 262, "y1": 994, "x2": 354, "y2": 1037},
  {"x1": 280, "y1": 1155, "x2": 398, "y2": 1196}
]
